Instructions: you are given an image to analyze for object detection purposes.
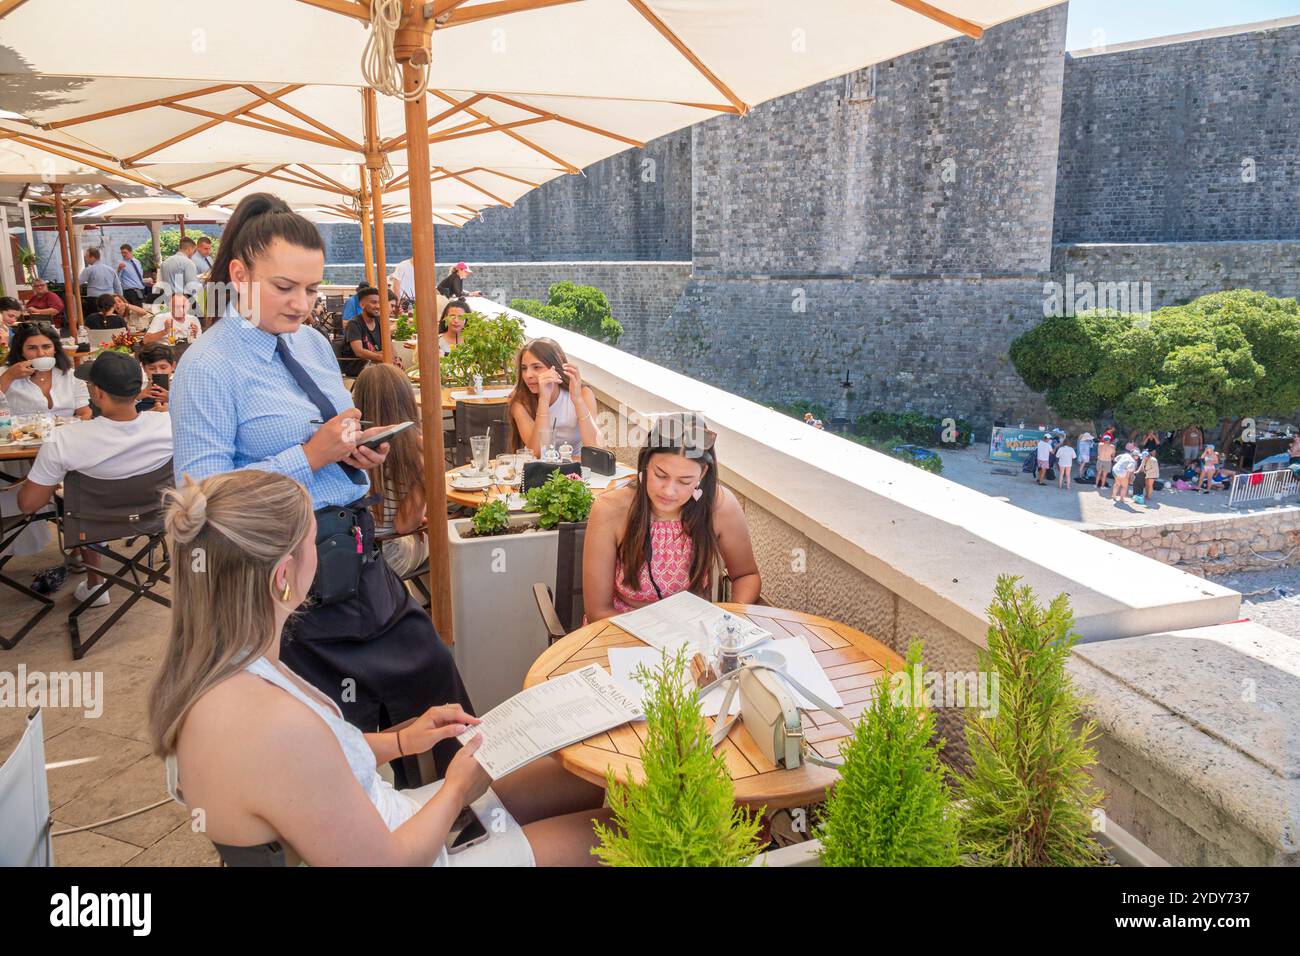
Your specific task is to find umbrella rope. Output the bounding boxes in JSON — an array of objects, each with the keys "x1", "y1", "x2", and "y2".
[{"x1": 363, "y1": 0, "x2": 431, "y2": 102}]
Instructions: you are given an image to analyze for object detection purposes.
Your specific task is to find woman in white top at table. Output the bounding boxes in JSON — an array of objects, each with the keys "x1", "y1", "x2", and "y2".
[
  {"x1": 149, "y1": 469, "x2": 610, "y2": 866},
  {"x1": 0, "y1": 321, "x2": 91, "y2": 419},
  {"x1": 507, "y1": 337, "x2": 602, "y2": 457}
]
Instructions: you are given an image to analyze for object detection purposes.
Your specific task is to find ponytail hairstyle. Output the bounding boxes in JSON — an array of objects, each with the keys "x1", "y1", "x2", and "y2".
[
  {"x1": 204, "y1": 192, "x2": 324, "y2": 322},
  {"x1": 148, "y1": 471, "x2": 315, "y2": 757},
  {"x1": 617, "y1": 412, "x2": 720, "y2": 595}
]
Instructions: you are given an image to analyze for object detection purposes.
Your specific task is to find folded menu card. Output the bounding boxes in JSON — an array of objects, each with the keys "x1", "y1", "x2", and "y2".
[{"x1": 611, "y1": 591, "x2": 772, "y2": 655}]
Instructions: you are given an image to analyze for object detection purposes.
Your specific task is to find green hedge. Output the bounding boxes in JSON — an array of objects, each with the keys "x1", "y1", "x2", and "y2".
[{"x1": 852, "y1": 410, "x2": 974, "y2": 448}]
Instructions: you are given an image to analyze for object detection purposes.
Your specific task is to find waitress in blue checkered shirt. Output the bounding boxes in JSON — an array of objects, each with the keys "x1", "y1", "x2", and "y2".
[{"x1": 170, "y1": 193, "x2": 474, "y2": 784}]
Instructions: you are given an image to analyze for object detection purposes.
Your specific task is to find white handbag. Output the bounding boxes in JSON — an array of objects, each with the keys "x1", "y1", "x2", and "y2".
[{"x1": 701, "y1": 663, "x2": 855, "y2": 770}]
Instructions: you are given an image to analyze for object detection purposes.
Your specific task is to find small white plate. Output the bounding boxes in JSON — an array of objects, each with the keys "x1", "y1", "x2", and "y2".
[{"x1": 451, "y1": 475, "x2": 492, "y2": 491}]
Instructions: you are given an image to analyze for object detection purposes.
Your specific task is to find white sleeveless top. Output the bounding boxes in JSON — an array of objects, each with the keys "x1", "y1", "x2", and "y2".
[
  {"x1": 546, "y1": 389, "x2": 582, "y2": 451},
  {"x1": 165, "y1": 655, "x2": 440, "y2": 859}
]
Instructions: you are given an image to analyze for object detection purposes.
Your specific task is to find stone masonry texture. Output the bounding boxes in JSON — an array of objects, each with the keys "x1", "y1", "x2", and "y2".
[{"x1": 32, "y1": 11, "x2": 1300, "y2": 431}]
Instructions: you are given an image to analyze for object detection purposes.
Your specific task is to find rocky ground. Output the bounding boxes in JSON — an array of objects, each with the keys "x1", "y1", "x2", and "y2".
[{"x1": 1208, "y1": 564, "x2": 1300, "y2": 640}]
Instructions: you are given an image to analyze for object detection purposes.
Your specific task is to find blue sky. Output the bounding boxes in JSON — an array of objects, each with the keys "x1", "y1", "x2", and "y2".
[{"x1": 1064, "y1": 0, "x2": 1300, "y2": 49}]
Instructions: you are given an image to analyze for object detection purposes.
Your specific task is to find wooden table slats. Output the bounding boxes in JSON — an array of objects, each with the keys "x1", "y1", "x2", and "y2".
[{"x1": 523, "y1": 602, "x2": 906, "y2": 809}]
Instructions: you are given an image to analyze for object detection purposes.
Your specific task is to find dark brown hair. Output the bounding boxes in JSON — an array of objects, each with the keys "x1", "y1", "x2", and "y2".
[
  {"x1": 506, "y1": 337, "x2": 568, "y2": 451},
  {"x1": 617, "y1": 413, "x2": 720, "y2": 596},
  {"x1": 204, "y1": 193, "x2": 324, "y2": 321},
  {"x1": 8, "y1": 321, "x2": 70, "y2": 372},
  {"x1": 351, "y1": 363, "x2": 423, "y2": 529}
]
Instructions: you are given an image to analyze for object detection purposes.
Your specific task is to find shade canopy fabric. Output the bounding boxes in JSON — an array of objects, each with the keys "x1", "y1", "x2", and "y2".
[
  {"x1": 0, "y1": 1, "x2": 1066, "y2": 106},
  {"x1": 0, "y1": 1, "x2": 1066, "y2": 213},
  {"x1": 72, "y1": 196, "x2": 232, "y2": 221},
  {"x1": 0, "y1": 118, "x2": 155, "y2": 186}
]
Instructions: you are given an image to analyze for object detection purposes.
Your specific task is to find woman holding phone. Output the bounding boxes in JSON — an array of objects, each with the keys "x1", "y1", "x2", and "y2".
[
  {"x1": 169, "y1": 193, "x2": 473, "y2": 784},
  {"x1": 507, "y1": 337, "x2": 603, "y2": 457}
]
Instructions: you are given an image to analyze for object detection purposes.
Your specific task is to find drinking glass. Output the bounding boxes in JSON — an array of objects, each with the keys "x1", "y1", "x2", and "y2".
[{"x1": 470, "y1": 434, "x2": 491, "y2": 474}]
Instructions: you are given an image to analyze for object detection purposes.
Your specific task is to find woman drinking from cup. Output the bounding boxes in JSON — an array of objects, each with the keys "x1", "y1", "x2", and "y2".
[
  {"x1": 507, "y1": 337, "x2": 603, "y2": 458},
  {"x1": 0, "y1": 321, "x2": 92, "y2": 419},
  {"x1": 439, "y1": 299, "x2": 470, "y2": 356},
  {"x1": 582, "y1": 412, "x2": 760, "y2": 622},
  {"x1": 150, "y1": 470, "x2": 610, "y2": 866},
  {"x1": 169, "y1": 192, "x2": 473, "y2": 784}
]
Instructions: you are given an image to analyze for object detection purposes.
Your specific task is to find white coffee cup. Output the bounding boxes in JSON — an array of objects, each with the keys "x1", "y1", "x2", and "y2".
[{"x1": 30, "y1": 357, "x2": 57, "y2": 372}]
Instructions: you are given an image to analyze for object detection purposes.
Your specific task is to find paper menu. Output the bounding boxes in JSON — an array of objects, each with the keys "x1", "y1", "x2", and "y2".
[
  {"x1": 610, "y1": 591, "x2": 772, "y2": 655},
  {"x1": 584, "y1": 463, "x2": 636, "y2": 490},
  {"x1": 607, "y1": 638, "x2": 843, "y2": 718},
  {"x1": 456, "y1": 664, "x2": 642, "y2": 780}
]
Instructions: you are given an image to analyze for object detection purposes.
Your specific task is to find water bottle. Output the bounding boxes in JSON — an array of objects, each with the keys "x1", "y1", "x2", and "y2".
[
  {"x1": 0, "y1": 389, "x2": 11, "y2": 442},
  {"x1": 77, "y1": 323, "x2": 89, "y2": 346},
  {"x1": 472, "y1": 373, "x2": 483, "y2": 395}
]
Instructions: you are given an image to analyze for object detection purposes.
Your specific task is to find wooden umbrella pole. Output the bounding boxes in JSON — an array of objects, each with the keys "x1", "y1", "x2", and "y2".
[
  {"x1": 400, "y1": 60, "x2": 453, "y2": 644},
  {"x1": 357, "y1": 164, "x2": 376, "y2": 288},
  {"x1": 51, "y1": 184, "x2": 79, "y2": 338},
  {"x1": 369, "y1": 167, "x2": 392, "y2": 363},
  {"x1": 363, "y1": 88, "x2": 392, "y2": 364}
]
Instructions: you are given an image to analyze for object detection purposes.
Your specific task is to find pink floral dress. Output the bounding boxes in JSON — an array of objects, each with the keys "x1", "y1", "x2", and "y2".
[{"x1": 613, "y1": 519, "x2": 697, "y2": 612}]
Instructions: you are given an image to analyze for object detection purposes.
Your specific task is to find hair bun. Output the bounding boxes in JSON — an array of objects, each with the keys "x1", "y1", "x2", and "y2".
[{"x1": 165, "y1": 477, "x2": 209, "y2": 544}]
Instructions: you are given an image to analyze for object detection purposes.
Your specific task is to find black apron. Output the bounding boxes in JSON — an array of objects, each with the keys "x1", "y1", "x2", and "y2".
[{"x1": 280, "y1": 500, "x2": 474, "y2": 782}]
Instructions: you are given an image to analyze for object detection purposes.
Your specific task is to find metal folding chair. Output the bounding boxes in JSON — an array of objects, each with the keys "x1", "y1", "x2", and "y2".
[
  {"x1": 61, "y1": 460, "x2": 174, "y2": 660},
  {"x1": 0, "y1": 495, "x2": 58, "y2": 651}
]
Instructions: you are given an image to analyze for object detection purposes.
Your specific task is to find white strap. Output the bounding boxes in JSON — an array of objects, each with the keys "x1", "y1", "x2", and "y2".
[{"x1": 698, "y1": 663, "x2": 855, "y2": 768}]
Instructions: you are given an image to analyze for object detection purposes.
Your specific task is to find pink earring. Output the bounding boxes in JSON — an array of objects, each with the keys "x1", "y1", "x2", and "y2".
[{"x1": 692, "y1": 487, "x2": 703, "y2": 501}]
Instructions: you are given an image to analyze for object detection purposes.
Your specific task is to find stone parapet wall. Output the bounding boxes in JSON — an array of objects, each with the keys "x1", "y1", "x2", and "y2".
[{"x1": 1086, "y1": 507, "x2": 1300, "y2": 575}]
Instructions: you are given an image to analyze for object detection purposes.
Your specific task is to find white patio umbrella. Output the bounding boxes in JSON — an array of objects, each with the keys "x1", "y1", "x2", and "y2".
[
  {"x1": 0, "y1": 0, "x2": 1067, "y2": 639},
  {"x1": 72, "y1": 197, "x2": 232, "y2": 222}
]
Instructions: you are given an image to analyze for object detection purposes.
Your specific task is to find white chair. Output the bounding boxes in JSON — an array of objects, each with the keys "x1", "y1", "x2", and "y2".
[
  {"x1": 0, "y1": 708, "x2": 52, "y2": 866},
  {"x1": 87, "y1": 328, "x2": 119, "y2": 349}
]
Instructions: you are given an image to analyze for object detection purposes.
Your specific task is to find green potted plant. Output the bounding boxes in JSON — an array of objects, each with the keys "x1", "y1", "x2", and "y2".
[
  {"x1": 392, "y1": 312, "x2": 415, "y2": 342},
  {"x1": 440, "y1": 311, "x2": 525, "y2": 387},
  {"x1": 956, "y1": 575, "x2": 1106, "y2": 866},
  {"x1": 593, "y1": 647, "x2": 765, "y2": 866},
  {"x1": 816, "y1": 642, "x2": 959, "y2": 867},
  {"x1": 523, "y1": 470, "x2": 593, "y2": 529},
  {"x1": 466, "y1": 499, "x2": 510, "y2": 537},
  {"x1": 19, "y1": 250, "x2": 37, "y2": 284}
]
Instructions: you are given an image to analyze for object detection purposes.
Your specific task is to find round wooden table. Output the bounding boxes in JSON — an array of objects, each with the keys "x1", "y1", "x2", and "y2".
[
  {"x1": 444, "y1": 461, "x2": 635, "y2": 509},
  {"x1": 0, "y1": 443, "x2": 39, "y2": 462},
  {"x1": 524, "y1": 603, "x2": 906, "y2": 809},
  {"x1": 411, "y1": 384, "x2": 513, "y2": 412}
]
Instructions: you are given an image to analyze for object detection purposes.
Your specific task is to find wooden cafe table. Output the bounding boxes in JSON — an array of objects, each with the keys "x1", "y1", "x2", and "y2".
[
  {"x1": 523, "y1": 603, "x2": 907, "y2": 809},
  {"x1": 444, "y1": 460, "x2": 635, "y2": 509}
]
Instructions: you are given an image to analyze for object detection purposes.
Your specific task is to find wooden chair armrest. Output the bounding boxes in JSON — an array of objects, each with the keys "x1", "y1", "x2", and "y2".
[{"x1": 533, "y1": 583, "x2": 567, "y2": 641}]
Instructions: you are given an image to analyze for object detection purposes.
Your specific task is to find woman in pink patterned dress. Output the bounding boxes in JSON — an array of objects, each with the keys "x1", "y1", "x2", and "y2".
[{"x1": 583, "y1": 413, "x2": 761, "y2": 621}]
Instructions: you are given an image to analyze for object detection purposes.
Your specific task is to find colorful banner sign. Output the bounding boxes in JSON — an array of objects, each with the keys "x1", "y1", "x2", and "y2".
[{"x1": 989, "y1": 426, "x2": 1049, "y2": 463}]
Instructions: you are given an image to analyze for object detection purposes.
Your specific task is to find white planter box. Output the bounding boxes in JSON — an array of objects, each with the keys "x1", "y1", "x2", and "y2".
[
  {"x1": 448, "y1": 513, "x2": 558, "y2": 712},
  {"x1": 751, "y1": 819, "x2": 1168, "y2": 867}
]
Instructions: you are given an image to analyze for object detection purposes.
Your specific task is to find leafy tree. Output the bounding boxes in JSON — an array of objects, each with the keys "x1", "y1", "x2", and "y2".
[
  {"x1": 956, "y1": 575, "x2": 1105, "y2": 867},
  {"x1": 593, "y1": 647, "x2": 764, "y2": 866},
  {"x1": 512, "y1": 280, "x2": 623, "y2": 344},
  {"x1": 439, "y1": 311, "x2": 526, "y2": 387},
  {"x1": 134, "y1": 228, "x2": 219, "y2": 274},
  {"x1": 817, "y1": 642, "x2": 959, "y2": 867},
  {"x1": 1009, "y1": 290, "x2": 1300, "y2": 442}
]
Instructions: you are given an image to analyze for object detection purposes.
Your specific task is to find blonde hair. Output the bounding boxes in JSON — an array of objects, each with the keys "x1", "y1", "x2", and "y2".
[{"x1": 148, "y1": 471, "x2": 315, "y2": 757}]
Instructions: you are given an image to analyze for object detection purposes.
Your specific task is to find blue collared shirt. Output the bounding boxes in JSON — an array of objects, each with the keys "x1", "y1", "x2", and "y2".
[
  {"x1": 341, "y1": 294, "x2": 362, "y2": 323},
  {"x1": 79, "y1": 260, "x2": 122, "y2": 297},
  {"x1": 170, "y1": 312, "x2": 366, "y2": 510},
  {"x1": 118, "y1": 256, "x2": 145, "y2": 290}
]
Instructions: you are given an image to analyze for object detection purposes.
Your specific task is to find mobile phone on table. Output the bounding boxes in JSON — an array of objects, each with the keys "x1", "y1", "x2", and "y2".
[
  {"x1": 151, "y1": 373, "x2": 170, "y2": 392},
  {"x1": 357, "y1": 420, "x2": 415, "y2": 451},
  {"x1": 446, "y1": 806, "x2": 488, "y2": 854}
]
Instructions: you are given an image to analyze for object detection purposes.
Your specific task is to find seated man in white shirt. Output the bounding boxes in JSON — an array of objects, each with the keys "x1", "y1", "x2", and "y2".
[
  {"x1": 17, "y1": 351, "x2": 174, "y2": 608},
  {"x1": 143, "y1": 292, "x2": 203, "y2": 345}
]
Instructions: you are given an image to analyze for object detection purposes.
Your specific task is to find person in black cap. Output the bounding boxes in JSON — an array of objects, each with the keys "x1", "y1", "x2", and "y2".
[{"x1": 17, "y1": 351, "x2": 174, "y2": 607}]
